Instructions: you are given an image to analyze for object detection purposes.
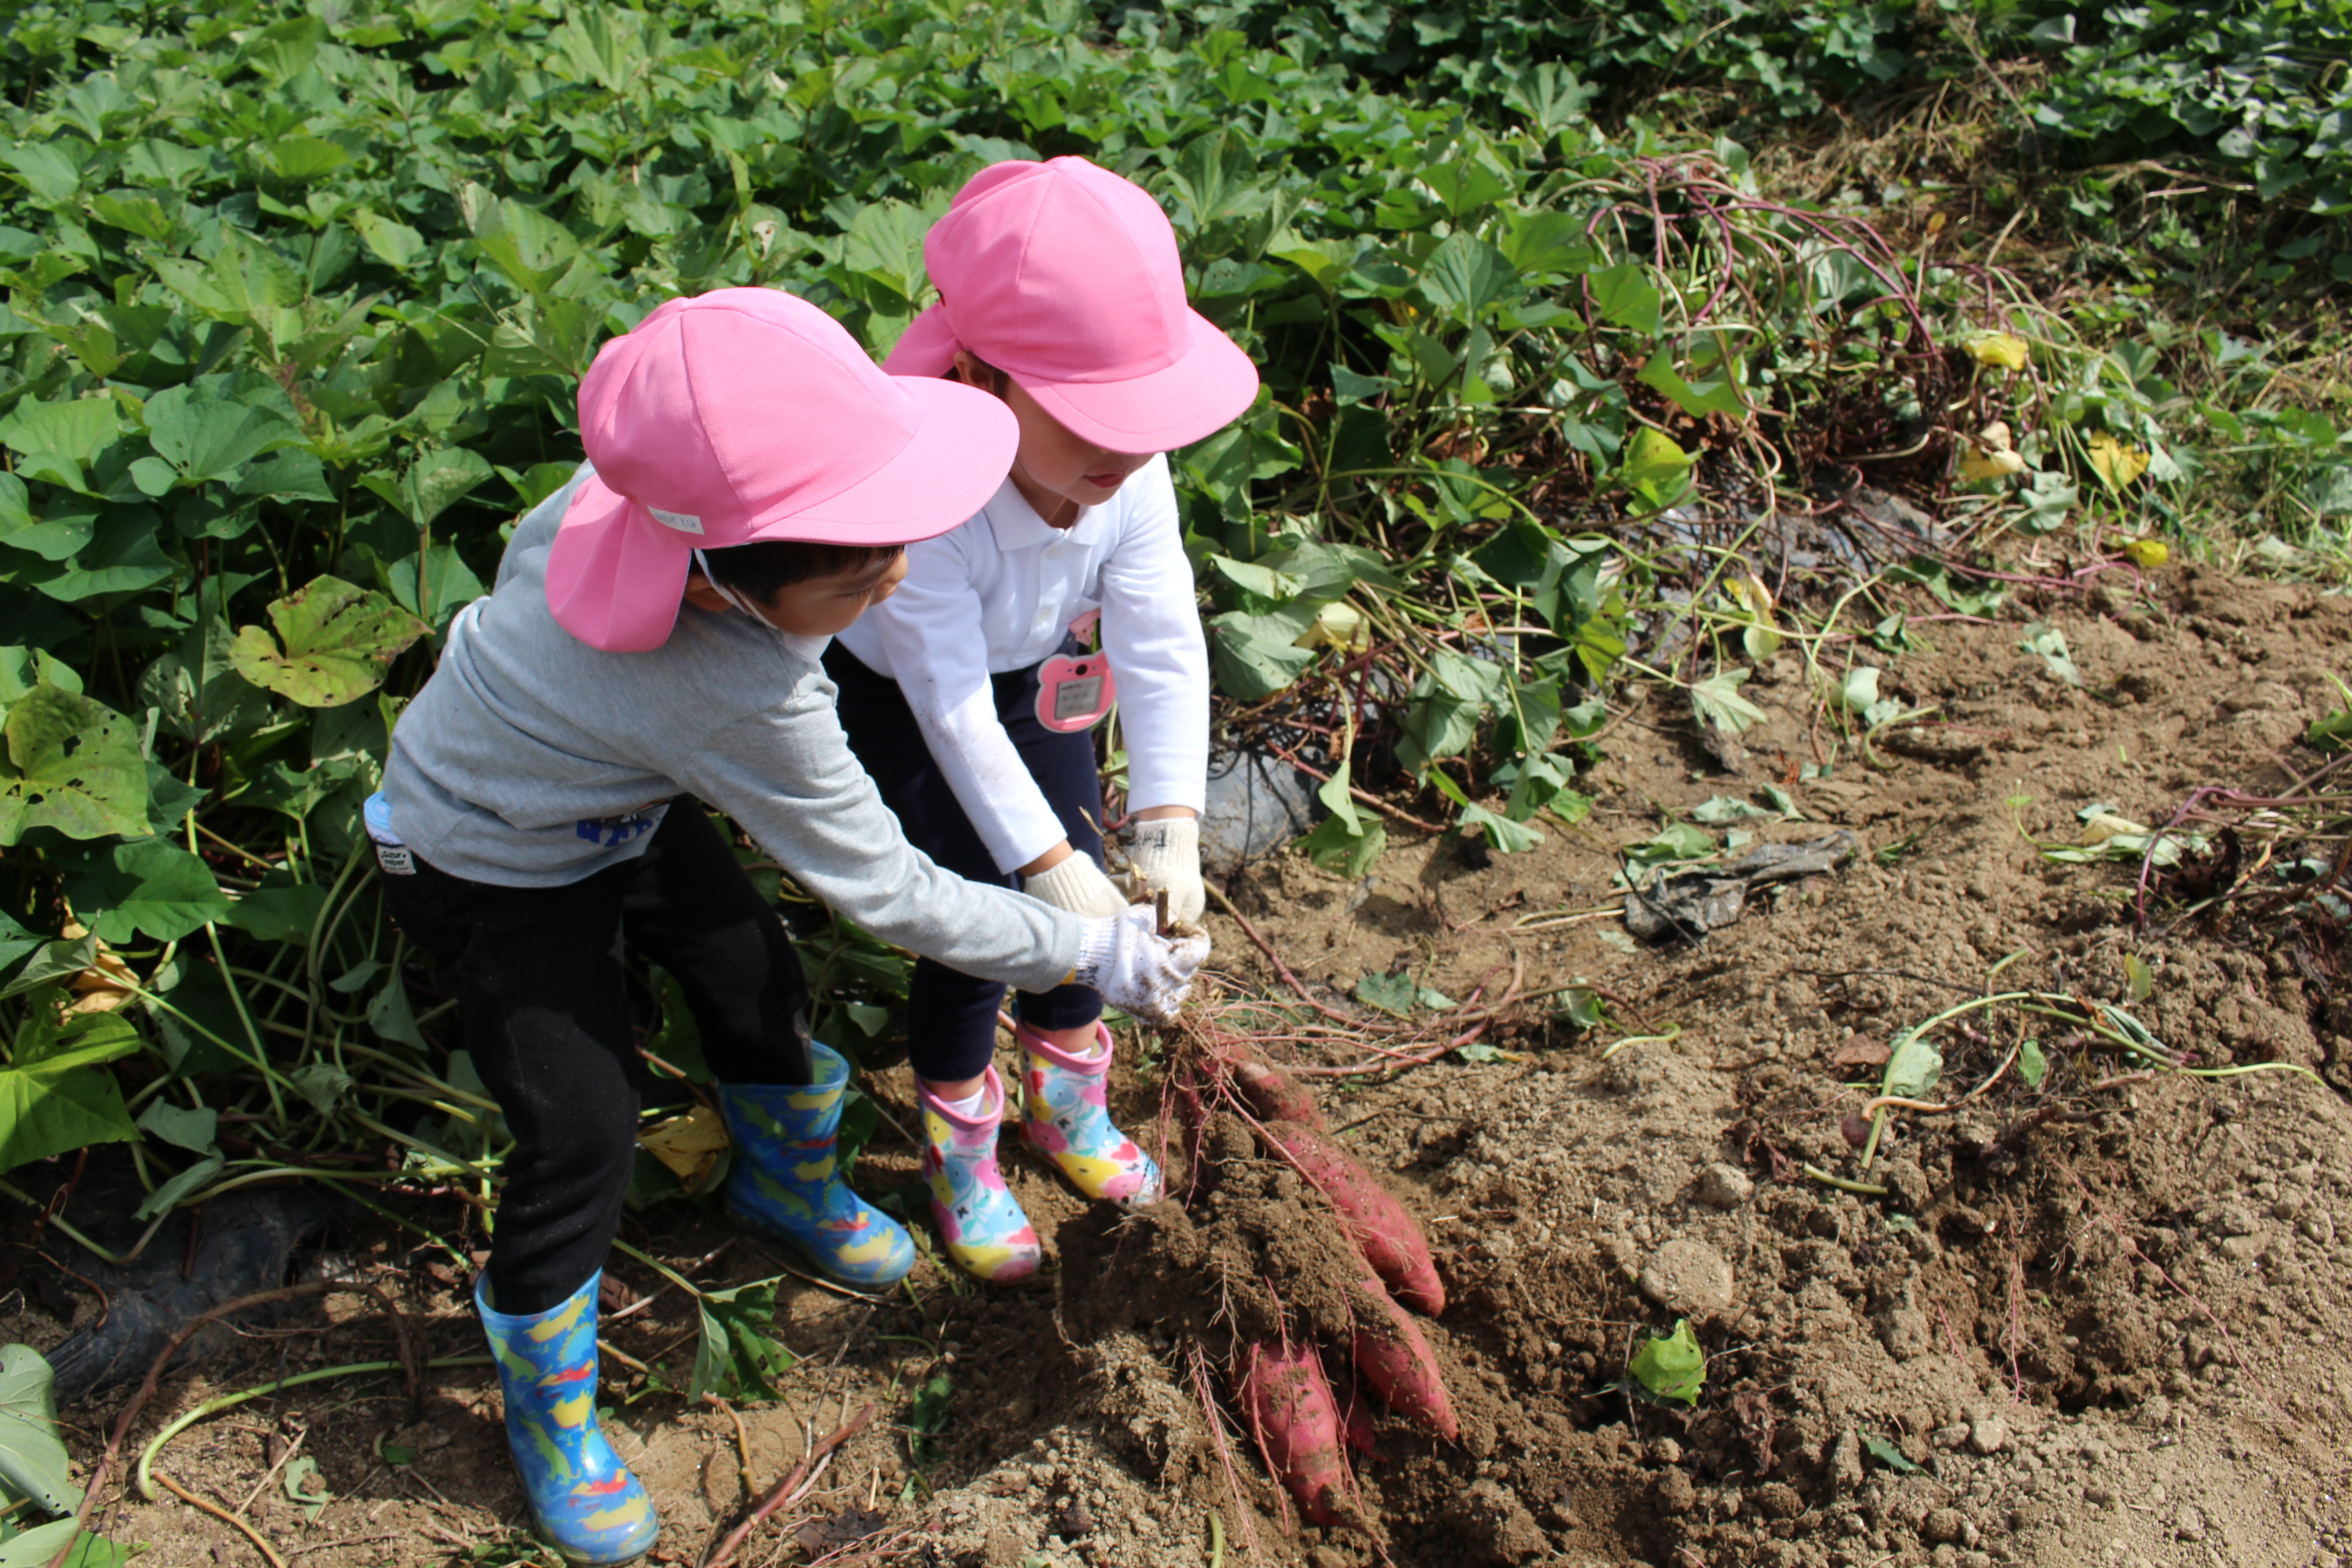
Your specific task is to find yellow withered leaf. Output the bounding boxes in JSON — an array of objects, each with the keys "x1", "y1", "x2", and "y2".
[
  {"x1": 60, "y1": 919, "x2": 135, "y2": 1015},
  {"x1": 2086, "y1": 432, "x2": 2148, "y2": 492},
  {"x1": 638, "y1": 1104, "x2": 732, "y2": 1192},
  {"x1": 1964, "y1": 332, "x2": 2030, "y2": 372},
  {"x1": 2123, "y1": 538, "x2": 2169, "y2": 568},
  {"x1": 1729, "y1": 569, "x2": 1774, "y2": 622},
  {"x1": 1958, "y1": 446, "x2": 2027, "y2": 480},
  {"x1": 1293, "y1": 601, "x2": 1370, "y2": 653}
]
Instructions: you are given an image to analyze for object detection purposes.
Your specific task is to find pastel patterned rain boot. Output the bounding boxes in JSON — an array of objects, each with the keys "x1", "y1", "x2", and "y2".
[
  {"x1": 477, "y1": 1271, "x2": 660, "y2": 1566},
  {"x1": 1017, "y1": 1020, "x2": 1163, "y2": 1207},
  {"x1": 715, "y1": 1042, "x2": 916, "y2": 1289},
  {"x1": 918, "y1": 1066, "x2": 1042, "y2": 1282}
]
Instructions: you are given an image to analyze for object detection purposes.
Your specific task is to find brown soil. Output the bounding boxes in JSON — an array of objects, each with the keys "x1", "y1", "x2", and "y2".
[{"x1": 11, "y1": 561, "x2": 2352, "y2": 1568}]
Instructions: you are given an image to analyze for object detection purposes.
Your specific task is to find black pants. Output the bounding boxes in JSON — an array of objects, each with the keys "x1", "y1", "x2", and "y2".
[
  {"x1": 824, "y1": 643, "x2": 1105, "y2": 1084},
  {"x1": 379, "y1": 806, "x2": 813, "y2": 1316}
]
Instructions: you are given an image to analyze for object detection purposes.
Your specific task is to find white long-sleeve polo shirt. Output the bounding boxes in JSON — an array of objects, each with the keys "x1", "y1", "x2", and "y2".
[{"x1": 833, "y1": 454, "x2": 1210, "y2": 874}]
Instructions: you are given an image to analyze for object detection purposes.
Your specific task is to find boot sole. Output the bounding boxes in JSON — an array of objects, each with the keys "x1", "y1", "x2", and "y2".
[{"x1": 530, "y1": 1513, "x2": 658, "y2": 1567}]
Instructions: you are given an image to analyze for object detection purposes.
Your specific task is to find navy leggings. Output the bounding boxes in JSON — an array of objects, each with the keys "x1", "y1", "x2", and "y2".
[{"x1": 824, "y1": 642, "x2": 1106, "y2": 1084}]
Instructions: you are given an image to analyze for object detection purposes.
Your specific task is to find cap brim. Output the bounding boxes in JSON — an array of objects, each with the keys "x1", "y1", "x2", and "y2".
[
  {"x1": 750, "y1": 377, "x2": 1017, "y2": 545},
  {"x1": 544, "y1": 475, "x2": 696, "y2": 652},
  {"x1": 1015, "y1": 311, "x2": 1260, "y2": 453},
  {"x1": 878, "y1": 304, "x2": 960, "y2": 378},
  {"x1": 543, "y1": 381, "x2": 1014, "y2": 652}
]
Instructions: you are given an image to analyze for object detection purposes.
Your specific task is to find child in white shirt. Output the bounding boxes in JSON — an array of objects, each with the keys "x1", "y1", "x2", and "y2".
[{"x1": 827, "y1": 157, "x2": 1258, "y2": 1281}]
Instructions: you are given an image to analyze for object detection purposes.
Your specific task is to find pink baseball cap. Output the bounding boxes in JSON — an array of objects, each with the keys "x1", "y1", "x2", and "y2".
[
  {"x1": 882, "y1": 157, "x2": 1259, "y2": 454},
  {"x1": 544, "y1": 289, "x2": 1017, "y2": 652}
]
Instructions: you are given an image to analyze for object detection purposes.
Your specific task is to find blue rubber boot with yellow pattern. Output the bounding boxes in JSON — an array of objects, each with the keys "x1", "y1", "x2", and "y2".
[
  {"x1": 715, "y1": 1042, "x2": 916, "y2": 1288},
  {"x1": 476, "y1": 1271, "x2": 660, "y2": 1566}
]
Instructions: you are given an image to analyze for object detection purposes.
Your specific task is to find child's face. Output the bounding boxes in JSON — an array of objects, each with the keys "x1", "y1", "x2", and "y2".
[
  {"x1": 687, "y1": 553, "x2": 909, "y2": 639},
  {"x1": 764, "y1": 552, "x2": 909, "y2": 637},
  {"x1": 956, "y1": 353, "x2": 1152, "y2": 519}
]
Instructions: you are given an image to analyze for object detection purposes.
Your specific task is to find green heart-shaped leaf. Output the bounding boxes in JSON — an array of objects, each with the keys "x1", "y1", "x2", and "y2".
[
  {"x1": 230, "y1": 575, "x2": 430, "y2": 708},
  {"x1": 0, "y1": 685, "x2": 147, "y2": 847}
]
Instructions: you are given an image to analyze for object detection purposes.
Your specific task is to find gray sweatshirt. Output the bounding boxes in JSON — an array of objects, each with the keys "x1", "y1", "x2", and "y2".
[{"x1": 380, "y1": 466, "x2": 1083, "y2": 994}]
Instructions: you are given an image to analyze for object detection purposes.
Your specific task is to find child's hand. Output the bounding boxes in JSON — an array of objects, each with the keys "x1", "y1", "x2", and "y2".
[
  {"x1": 1126, "y1": 817, "x2": 1205, "y2": 924},
  {"x1": 1022, "y1": 850, "x2": 1129, "y2": 918},
  {"x1": 1075, "y1": 905, "x2": 1211, "y2": 1023}
]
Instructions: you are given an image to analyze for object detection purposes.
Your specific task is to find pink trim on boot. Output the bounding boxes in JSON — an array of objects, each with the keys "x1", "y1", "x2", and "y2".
[
  {"x1": 917, "y1": 1065, "x2": 1041, "y2": 1283},
  {"x1": 1016, "y1": 1020, "x2": 1163, "y2": 1208}
]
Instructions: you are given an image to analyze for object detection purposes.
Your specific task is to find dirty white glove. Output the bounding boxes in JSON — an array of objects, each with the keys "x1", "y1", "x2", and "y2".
[
  {"x1": 1022, "y1": 850, "x2": 1129, "y2": 918},
  {"x1": 1074, "y1": 904, "x2": 1210, "y2": 1023},
  {"x1": 1125, "y1": 815, "x2": 1205, "y2": 926}
]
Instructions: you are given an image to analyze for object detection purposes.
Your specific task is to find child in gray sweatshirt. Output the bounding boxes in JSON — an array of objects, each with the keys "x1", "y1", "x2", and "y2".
[{"x1": 369, "y1": 289, "x2": 1205, "y2": 1567}]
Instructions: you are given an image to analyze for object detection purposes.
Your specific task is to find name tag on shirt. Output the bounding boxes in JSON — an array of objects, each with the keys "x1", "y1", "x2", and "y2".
[{"x1": 1035, "y1": 654, "x2": 1114, "y2": 732}]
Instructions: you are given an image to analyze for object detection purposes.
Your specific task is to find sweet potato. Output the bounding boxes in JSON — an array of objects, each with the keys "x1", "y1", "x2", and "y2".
[
  {"x1": 1232, "y1": 1058, "x2": 1328, "y2": 1130},
  {"x1": 1237, "y1": 1336, "x2": 1352, "y2": 1524},
  {"x1": 1255, "y1": 1120, "x2": 1447, "y2": 1316},
  {"x1": 1349, "y1": 1273, "x2": 1459, "y2": 1441},
  {"x1": 1328, "y1": 1359, "x2": 1379, "y2": 1457}
]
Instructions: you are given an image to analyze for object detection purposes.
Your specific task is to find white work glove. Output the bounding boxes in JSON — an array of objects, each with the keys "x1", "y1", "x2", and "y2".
[
  {"x1": 1125, "y1": 815, "x2": 1205, "y2": 925},
  {"x1": 1073, "y1": 904, "x2": 1210, "y2": 1024},
  {"x1": 1022, "y1": 851, "x2": 1130, "y2": 918}
]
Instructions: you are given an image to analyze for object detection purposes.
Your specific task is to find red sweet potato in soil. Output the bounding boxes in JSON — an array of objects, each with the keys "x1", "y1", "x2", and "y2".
[
  {"x1": 1329, "y1": 1360, "x2": 1379, "y2": 1457},
  {"x1": 1237, "y1": 1336, "x2": 1352, "y2": 1524},
  {"x1": 1254, "y1": 1120, "x2": 1447, "y2": 1315},
  {"x1": 1232, "y1": 1058, "x2": 1328, "y2": 1130},
  {"x1": 1349, "y1": 1273, "x2": 1459, "y2": 1441}
]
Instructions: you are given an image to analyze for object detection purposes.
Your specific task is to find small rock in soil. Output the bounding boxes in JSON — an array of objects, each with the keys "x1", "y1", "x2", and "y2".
[
  {"x1": 1638, "y1": 1238, "x2": 1735, "y2": 1315},
  {"x1": 1968, "y1": 1414, "x2": 2008, "y2": 1454},
  {"x1": 1755, "y1": 1481, "x2": 1803, "y2": 1520},
  {"x1": 1922, "y1": 1506, "x2": 1966, "y2": 1544},
  {"x1": 982, "y1": 1522, "x2": 1029, "y2": 1565},
  {"x1": 1444, "y1": 1478, "x2": 1547, "y2": 1562},
  {"x1": 1830, "y1": 1428, "x2": 1864, "y2": 1494},
  {"x1": 1879, "y1": 1155, "x2": 1931, "y2": 1210},
  {"x1": 1654, "y1": 1468, "x2": 1698, "y2": 1517},
  {"x1": 1695, "y1": 1162, "x2": 1754, "y2": 1208}
]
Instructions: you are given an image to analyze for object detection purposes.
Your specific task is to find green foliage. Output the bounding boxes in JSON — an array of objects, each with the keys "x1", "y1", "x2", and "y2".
[
  {"x1": 229, "y1": 578, "x2": 430, "y2": 708},
  {"x1": 2019, "y1": 0, "x2": 2352, "y2": 215},
  {"x1": 1353, "y1": 970, "x2": 1454, "y2": 1017},
  {"x1": 1144, "y1": 0, "x2": 1918, "y2": 125},
  {"x1": 687, "y1": 1279, "x2": 798, "y2": 1403},
  {"x1": 1627, "y1": 1318, "x2": 1705, "y2": 1405},
  {"x1": 1861, "y1": 1430, "x2": 1923, "y2": 1474},
  {"x1": 0, "y1": 1520, "x2": 139, "y2": 1568},
  {"x1": 0, "y1": 1343, "x2": 80, "y2": 1517},
  {"x1": 0, "y1": 1002, "x2": 140, "y2": 1174},
  {"x1": 1153, "y1": 0, "x2": 2352, "y2": 217},
  {"x1": 908, "y1": 1370, "x2": 954, "y2": 1467},
  {"x1": 0, "y1": 0, "x2": 2333, "y2": 1239},
  {"x1": 0, "y1": 681, "x2": 147, "y2": 846},
  {"x1": 1882, "y1": 1023, "x2": 1945, "y2": 1102}
]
